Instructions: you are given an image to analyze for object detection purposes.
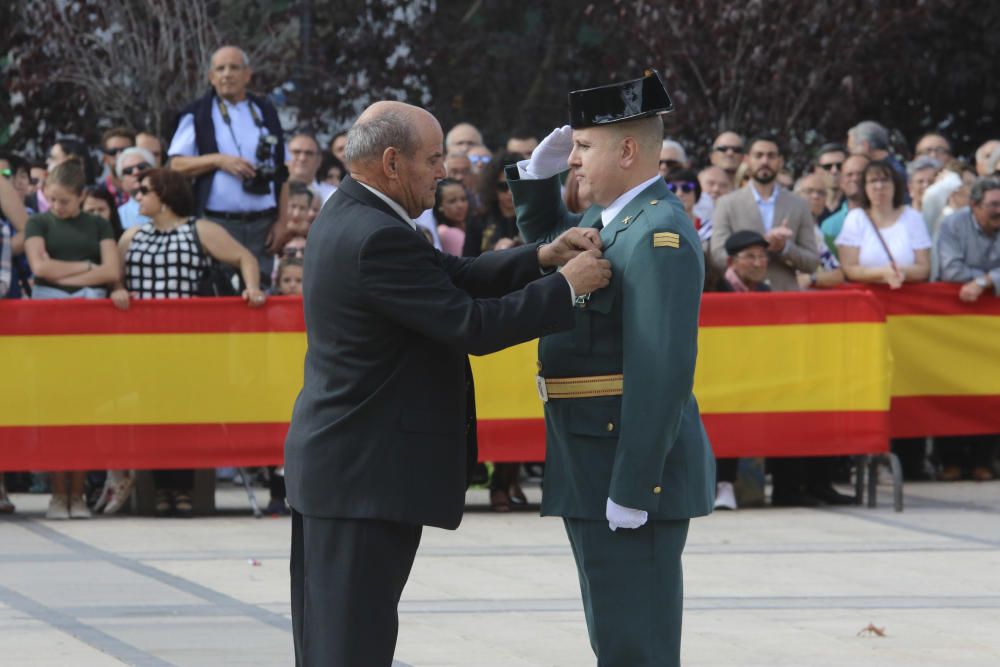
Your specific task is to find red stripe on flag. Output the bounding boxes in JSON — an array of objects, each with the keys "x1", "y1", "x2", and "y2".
[
  {"x1": 699, "y1": 291, "x2": 884, "y2": 326},
  {"x1": 890, "y1": 395, "x2": 1000, "y2": 438},
  {"x1": 0, "y1": 297, "x2": 305, "y2": 336},
  {"x1": 475, "y1": 411, "x2": 889, "y2": 462},
  {"x1": 0, "y1": 423, "x2": 288, "y2": 471},
  {"x1": 838, "y1": 282, "x2": 1000, "y2": 317}
]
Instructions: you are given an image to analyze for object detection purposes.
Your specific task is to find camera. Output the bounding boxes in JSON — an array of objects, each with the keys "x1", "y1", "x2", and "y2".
[{"x1": 243, "y1": 134, "x2": 279, "y2": 195}]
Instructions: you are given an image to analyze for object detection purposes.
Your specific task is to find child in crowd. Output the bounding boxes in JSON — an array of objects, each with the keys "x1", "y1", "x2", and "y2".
[
  {"x1": 432, "y1": 178, "x2": 468, "y2": 256},
  {"x1": 264, "y1": 257, "x2": 304, "y2": 515},
  {"x1": 285, "y1": 181, "x2": 314, "y2": 238},
  {"x1": 23, "y1": 159, "x2": 122, "y2": 520}
]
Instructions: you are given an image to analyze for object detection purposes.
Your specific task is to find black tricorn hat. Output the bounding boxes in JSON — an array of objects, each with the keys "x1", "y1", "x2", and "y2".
[{"x1": 568, "y1": 69, "x2": 674, "y2": 129}]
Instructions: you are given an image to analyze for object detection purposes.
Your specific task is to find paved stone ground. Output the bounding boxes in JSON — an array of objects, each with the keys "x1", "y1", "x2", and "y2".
[{"x1": 1, "y1": 479, "x2": 999, "y2": 666}]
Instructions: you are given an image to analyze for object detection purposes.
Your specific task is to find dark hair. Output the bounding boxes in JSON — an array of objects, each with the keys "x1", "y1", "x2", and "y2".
[
  {"x1": 289, "y1": 132, "x2": 321, "y2": 153},
  {"x1": 82, "y1": 186, "x2": 124, "y2": 240},
  {"x1": 287, "y1": 180, "x2": 315, "y2": 203},
  {"x1": 47, "y1": 158, "x2": 87, "y2": 194},
  {"x1": 816, "y1": 142, "x2": 847, "y2": 158},
  {"x1": 101, "y1": 126, "x2": 137, "y2": 148},
  {"x1": 748, "y1": 134, "x2": 783, "y2": 157},
  {"x1": 0, "y1": 152, "x2": 29, "y2": 175},
  {"x1": 328, "y1": 130, "x2": 348, "y2": 150},
  {"x1": 52, "y1": 138, "x2": 97, "y2": 183},
  {"x1": 276, "y1": 256, "x2": 304, "y2": 279},
  {"x1": 141, "y1": 167, "x2": 195, "y2": 217},
  {"x1": 970, "y1": 176, "x2": 1000, "y2": 206},
  {"x1": 665, "y1": 167, "x2": 702, "y2": 201},
  {"x1": 859, "y1": 160, "x2": 905, "y2": 209},
  {"x1": 433, "y1": 178, "x2": 467, "y2": 227},
  {"x1": 508, "y1": 127, "x2": 536, "y2": 141},
  {"x1": 480, "y1": 151, "x2": 522, "y2": 217},
  {"x1": 319, "y1": 153, "x2": 345, "y2": 181}
]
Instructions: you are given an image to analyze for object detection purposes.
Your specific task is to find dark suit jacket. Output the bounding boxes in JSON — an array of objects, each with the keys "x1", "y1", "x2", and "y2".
[
  {"x1": 284, "y1": 176, "x2": 575, "y2": 530},
  {"x1": 709, "y1": 185, "x2": 819, "y2": 291}
]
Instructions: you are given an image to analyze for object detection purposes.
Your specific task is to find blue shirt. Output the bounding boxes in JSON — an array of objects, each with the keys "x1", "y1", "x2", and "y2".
[{"x1": 117, "y1": 198, "x2": 150, "y2": 231}]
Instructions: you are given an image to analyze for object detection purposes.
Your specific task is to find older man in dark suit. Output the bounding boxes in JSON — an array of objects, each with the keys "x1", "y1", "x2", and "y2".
[{"x1": 284, "y1": 100, "x2": 612, "y2": 667}]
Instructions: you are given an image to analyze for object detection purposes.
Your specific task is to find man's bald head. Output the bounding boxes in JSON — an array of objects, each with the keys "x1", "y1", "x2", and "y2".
[
  {"x1": 346, "y1": 101, "x2": 445, "y2": 217},
  {"x1": 208, "y1": 45, "x2": 252, "y2": 102},
  {"x1": 346, "y1": 101, "x2": 438, "y2": 166},
  {"x1": 445, "y1": 123, "x2": 483, "y2": 154}
]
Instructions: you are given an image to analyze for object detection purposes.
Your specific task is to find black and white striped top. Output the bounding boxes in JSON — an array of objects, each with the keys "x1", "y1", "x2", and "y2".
[{"x1": 124, "y1": 220, "x2": 205, "y2": 299}]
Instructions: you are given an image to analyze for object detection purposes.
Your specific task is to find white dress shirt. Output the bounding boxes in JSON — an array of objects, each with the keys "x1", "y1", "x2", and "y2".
[
  {"x1": 750, "y1": 182, "x2": 779, "y2": 231},
  {"x1": 356, "y1": 181, "x2": 417, "y2": 231}
]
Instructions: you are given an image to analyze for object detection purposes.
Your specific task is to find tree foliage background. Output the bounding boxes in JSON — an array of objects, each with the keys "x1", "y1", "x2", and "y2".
[{"x1": 2, "y1": 0, "x2": 998, "y2": 169}]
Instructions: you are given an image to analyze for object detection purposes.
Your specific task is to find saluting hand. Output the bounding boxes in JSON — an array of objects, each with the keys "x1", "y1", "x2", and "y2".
[
  {"x1": 560, "y1": 248, "x2": 611, "y2": 296},
  {"x1": 539, "y1": 227, "x2": 603, "y2": 269}
]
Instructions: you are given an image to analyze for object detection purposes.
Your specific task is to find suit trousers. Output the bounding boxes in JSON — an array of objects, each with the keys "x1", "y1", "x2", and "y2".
[
  {"x1": 563, "y1": 517, "x2": 690, "y2": 667},
  {"x1": 290, "y1": 510, "x2": 422, "y2": 667}
]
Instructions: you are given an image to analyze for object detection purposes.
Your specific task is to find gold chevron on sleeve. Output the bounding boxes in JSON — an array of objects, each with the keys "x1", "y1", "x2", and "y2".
[{"x1": 652, "y1": 232, "x2": 680, "y2": 248}]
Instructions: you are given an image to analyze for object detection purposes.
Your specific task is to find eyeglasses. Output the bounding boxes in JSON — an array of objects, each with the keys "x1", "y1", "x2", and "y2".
[
  {"x1": 666, "y1": 181, "x2": 697, "y2": 194},
  {"x1": 713, "y1": 145, "x2": 744, "y2": 154},
  {"x1": 122, "y1": 163, "x2": 151, "y2": 176},
  {"x1": 136, "y1": 185, "x2": 151, "y2": 196},
  {"x1": 818, "y1": 161, "x2": 843, "y2": 171},
  {"x1": 103, "y1": 146, "x2": 128, "y2": 157},
  {"x1": 659, "y1": 159, "x2": 681, "y2": 170},
  {"x1": 468, "y1": 155, "x2": 492, "y2": 166},
  {"x1": 283, "y1": 246, "x2": 306, "y2": 257},
  {"x1": 495, "y1": 181, "x2": 510, "y2": 192}
]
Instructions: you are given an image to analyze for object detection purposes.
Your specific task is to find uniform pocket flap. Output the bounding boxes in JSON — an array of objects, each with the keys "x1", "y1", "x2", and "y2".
[{"x1": 565, "y1": 396, "x2": 622, "y2": 438}]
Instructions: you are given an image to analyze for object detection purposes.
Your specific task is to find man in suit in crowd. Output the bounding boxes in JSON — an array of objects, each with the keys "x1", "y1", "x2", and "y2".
[
  {"x1": 710, "y1": 135, "x2": 820, "y2": 290},
  {"x1": 284, "y1": 100, "x2": 612, "y2": 667},
  {"x1": 508, "y1": 71, "x2": 716, "y2": 667}
]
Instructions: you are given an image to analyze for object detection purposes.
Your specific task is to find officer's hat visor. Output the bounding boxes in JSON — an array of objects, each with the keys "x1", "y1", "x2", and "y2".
[{"x1": 568, "y1": 69, "x2": 673, "y2": 129}]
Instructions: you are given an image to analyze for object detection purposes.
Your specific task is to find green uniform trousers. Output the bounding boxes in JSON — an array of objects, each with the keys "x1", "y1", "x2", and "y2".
[{"x1": 563, "y1": 517, "x2": 690, "y2": 667}]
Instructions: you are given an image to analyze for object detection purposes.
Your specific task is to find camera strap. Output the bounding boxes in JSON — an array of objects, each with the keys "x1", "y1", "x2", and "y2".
[{"x1": 216, "y1": 97, "x2": 266, "y2": 159}]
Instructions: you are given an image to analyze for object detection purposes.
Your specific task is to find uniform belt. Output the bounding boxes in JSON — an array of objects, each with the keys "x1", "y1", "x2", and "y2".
[
  {"x1": 203, "y1": 207, "x2": 277, "y2": 222},
  {"x1": 536, "y1": 374, "x2": 623, "y2": 403}
]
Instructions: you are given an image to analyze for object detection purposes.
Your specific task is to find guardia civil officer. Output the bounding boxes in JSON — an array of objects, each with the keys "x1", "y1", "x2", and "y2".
[
  {"x1": 284, "y1": 100, "x2": 612, "y2": 666},
  {"x1": 508, "y1": 70, "x2": 716, "y2": 667},
  {"x1": 167, "y1": 45, "x2": 286, "y2": 285}
]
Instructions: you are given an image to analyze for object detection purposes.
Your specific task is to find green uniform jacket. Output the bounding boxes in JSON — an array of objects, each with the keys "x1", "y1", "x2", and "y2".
[{"x1": 510, "y1": 172, "x2": 716, "y2": 521}]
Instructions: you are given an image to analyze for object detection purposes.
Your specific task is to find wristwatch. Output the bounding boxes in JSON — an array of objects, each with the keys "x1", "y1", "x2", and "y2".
[{"x1": 975, "y1": 276, "x2": 989, "y2": 289}]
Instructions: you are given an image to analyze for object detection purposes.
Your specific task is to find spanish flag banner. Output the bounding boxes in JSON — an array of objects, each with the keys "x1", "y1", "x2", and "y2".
[{"x1": 0, "y1": 291, "x2": 892, "y2": 469}]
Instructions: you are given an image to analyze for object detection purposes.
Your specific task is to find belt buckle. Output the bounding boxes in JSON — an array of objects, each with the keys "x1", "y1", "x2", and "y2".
[{"x1": 536, "y1": 375, "x2": 548, "y2": 403}]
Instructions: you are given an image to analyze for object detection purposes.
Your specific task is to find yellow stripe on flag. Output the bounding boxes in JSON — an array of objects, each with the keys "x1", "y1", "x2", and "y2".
[
  {"x1": 1, "y1": 333, "x2": 305, "y2": 426},
  {"x1": 889, "y1": 315, "x2": 1000, "y2": 397}
]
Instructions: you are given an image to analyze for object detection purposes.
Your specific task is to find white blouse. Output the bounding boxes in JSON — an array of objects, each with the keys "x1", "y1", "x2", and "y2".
[{"x1": 835, "y1": 206, "x2": 931, "y2": 267}]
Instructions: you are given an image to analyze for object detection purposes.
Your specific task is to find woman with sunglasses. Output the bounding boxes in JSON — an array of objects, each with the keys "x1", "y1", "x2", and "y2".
[
  {"x1": 116, "y1": 167, "x2": 266, "y2": 517},
  {"x1": 665, "y1": 168, "x2": 703, "y2": 229},
  {"x1": 463, "y1": 151, "x2": 523, "y2": 257}
]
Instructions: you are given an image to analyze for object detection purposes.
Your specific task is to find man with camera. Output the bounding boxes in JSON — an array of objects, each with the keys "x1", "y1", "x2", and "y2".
[{"x1": 168, "y1": 45, "x2": 286, "y2": 285}]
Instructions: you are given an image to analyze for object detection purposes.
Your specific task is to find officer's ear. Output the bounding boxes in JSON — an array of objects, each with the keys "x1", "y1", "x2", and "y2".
[{"x1": 619, "y1": 136, "x2": 639, "y2": 169}]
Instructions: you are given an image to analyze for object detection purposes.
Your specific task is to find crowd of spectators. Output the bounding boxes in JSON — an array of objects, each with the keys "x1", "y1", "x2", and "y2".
[{"x1": 2, "y1": 45, "x2": 1000, "y2": 517}]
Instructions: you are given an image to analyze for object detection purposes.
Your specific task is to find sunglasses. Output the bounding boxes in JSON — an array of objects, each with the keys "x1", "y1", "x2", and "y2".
[
  {"x1": 469, "y1": 155, "x2": 492, "y2": 166},
  {"x1": 667, "y1": 181, "x2": 697, "y2": 194},
  {"x1": 713, "y1": 145, "x2": 744, "y2": 154},
  {"x1": 103, "y1": 146, "x2": 128, "y2": 156},
  {"x1": 495, "y1": 181, "x2": 510, "y2": 192},
  {"x1": 136, "y1": 185, "x2": 152, "y2": 196},
  {"x1": 121, "y1": 163, "x2": 151, "y2": 176},
  {"x1": 818, "y1": 161, "x2": 843, "y2": 171},
  {"x1": 283, "y1": 246, "x2": 306, "y2": 257},
  {"x1": 659, "y1": 159, "x2": 681, "y2": 170}
]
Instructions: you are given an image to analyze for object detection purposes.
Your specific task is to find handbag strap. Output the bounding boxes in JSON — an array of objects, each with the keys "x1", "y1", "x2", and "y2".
[{"x1": 864, "y1": 209, "x2": 899, "y2": 271}]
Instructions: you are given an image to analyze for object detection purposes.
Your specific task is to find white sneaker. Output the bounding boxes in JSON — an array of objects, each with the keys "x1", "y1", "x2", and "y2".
[
  {"x1": 69, "y1": 495, "x2": 92, "y2": 519},
  {"x1": 46, "y1": 494, "x2": 70, "y2": 520},
  {"x1": 103, "y1": 476, "x2": 135, "y2": 515},
  {"x1": 714, "y1": 482, "x2": 738, "y2": 511}
]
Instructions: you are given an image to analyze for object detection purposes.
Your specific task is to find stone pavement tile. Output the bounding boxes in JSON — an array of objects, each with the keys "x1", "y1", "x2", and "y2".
[
  {"x1": 683, "y1": 608, "x2": 1000, "y2": 666},
  {"x1": 0, "y1": 612, "x2": 121, "y2": 667},
  {"x1": 0, "y1": 560, "x2": 208, "y2": 610},
  {"x1": 142, "y1": 557, "x2": 290, "y2": 607},
  {"x1": 87, "y1": 615, "x2": 293, "y2": 667},
  {"x1": 0, "y1": 521, "x2": 76, "y2": 558}
]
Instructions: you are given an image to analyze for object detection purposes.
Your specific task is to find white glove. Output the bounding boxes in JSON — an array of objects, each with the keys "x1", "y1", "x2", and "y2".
[
  {"x1": 518, "y1": 125, "x2": 575, "y2": 180},
  {"x1": 606, "y1": 497, "x2": 648, "y2": 532}
]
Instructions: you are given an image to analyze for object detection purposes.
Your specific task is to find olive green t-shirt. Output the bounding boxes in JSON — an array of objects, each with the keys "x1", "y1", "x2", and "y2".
[{"x1": 25, "y1": 211, "x2": 114, "y2": 291}]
